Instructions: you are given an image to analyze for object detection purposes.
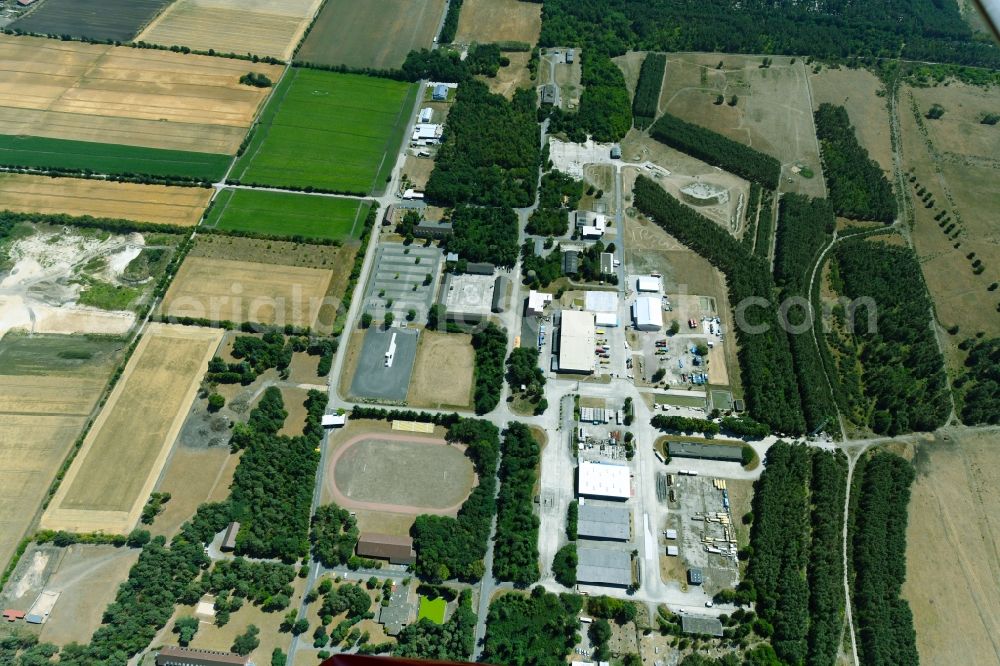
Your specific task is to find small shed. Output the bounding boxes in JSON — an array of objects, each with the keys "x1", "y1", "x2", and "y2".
[
  {"x1": 562, "y1": 250, "x2": 579, "y2": 274},
  {"x1": 432, "y1": 84, "x2": 448, "y2": 101},
  {"x1": 610, "y1": 145, "x2": 622, "y2": 159},
  {"x1": 687, "y1": 568, "x2": 704, "y2": 585},
  {"x1": 541, "y1": 84, "x2": 556, "y2": 105},
  {"x1": 322, "y1": 413, "x2": 346, "y2": 428},
  {"x1": 565, "y1": 49, "x2": 575, "y2": 64},
  {"x1": 666, "y1": 545, "x2": 679, "y2": 556},
  {"x1": 221, "y1": 521, "x2": 240, "y2": 552}
]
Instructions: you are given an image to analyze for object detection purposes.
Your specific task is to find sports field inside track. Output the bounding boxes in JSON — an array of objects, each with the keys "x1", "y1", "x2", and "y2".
[
  {"x1": 204, "y1": 188, "x2": 371, "y2": 241},
  {"x1": 230, "y1": 69, "x2": 417, "y2": 194}
]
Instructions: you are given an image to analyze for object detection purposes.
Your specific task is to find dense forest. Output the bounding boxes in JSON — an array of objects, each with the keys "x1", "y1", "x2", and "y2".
[
  {"x1": 632, "y1": 52, "x2": 666, "y2": 129},
  {"x1": 526, "y1": 170, "x2": 583, "y2": 236},
  {"x1": 831, "y1": 240, "x2": 949, "y2": 434},
  {"x1": 481, "y1": 587, "x2": 583, "y2": 666},
  {"x1": 955, "y1": 337, "x2": 999, "y2": 425},
  {"x1": 773, "y1": 194, "x2": 839, "y2": 433},
  {"x1": 649, "y1": 113, "x2": 781, "y2": 188},
  {"x1": 745, "y1": 442, "x2": 848, "y2": 665},
  {"x1": 633, "y1": 176, "x2": 806, "y2": 434},
  {"x1": 445, "y1": 205, "x2": 520, "y2": 268},
  {"x1": 470, "y1": 323, "x2": 509, "y2": 414},
  {"x1": 426, "y1": 81, "x2": 539, "y2": 208},
  {"x1": 548, "y1": 51, "x2": 632, "y2": 143},
  {"x1": 411, "y1": 419, "x2": 500, "y2": 582},
  {"x1": 536, "y1": 0, "x2": 1000, "y2": 68},
  {"x1": 506, "y1": 346, "x2": 547, "y2": 409},
  {"x1": 814, "y1": 104, "x2": 897, "y2": 223},
  {"x1": 393, "y1": 589, "x2": 476, "y2": 660},
  {"x1": 850, "y1": 452, "x2": 919, "y2": 666},
  {"x1": 310, "y1": 503, "x2": 359, "y2": 567},
  {"x1": 492, "y1": 423, "x2": 541, "y2": 585},
  {"x1": 552, "y1": 543, "x2": 577, "y2": 587}
]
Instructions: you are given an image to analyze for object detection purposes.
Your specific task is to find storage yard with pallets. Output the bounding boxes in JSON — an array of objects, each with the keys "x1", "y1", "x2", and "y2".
[
  {"x1": 0, "y1": 35, "x2": 281, "y2": 157},
  {"x1": 296, "y1": 0, "x2": 447, "y2": 70},
  {"x1": 0, "y1": 174, "x2": 212, "y2": 227},
  {"x1": 231, "y1": 68, "x2": 418, "y2": 194},
  {"x1": 40, "y1": 323, "x2": 223, "y2": 534},
  {"x1": 136, "y1": 0, "x2": 323, "y2": 60}
]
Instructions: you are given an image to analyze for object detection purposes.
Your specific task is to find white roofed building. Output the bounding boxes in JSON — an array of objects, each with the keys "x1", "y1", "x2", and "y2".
[
  {"x1": 559, "y1": 310, "x2": 595, "y2": 374},
  {"x1": 578, "y1": 461, "x2": 630, "y2": 500},
  {"x1": 419, "y1": 107, "x2": 433, "y2": 123},
  {"x1": 584, "y1": 291, "x2": 618, "y2": 313},
  {"x1": 595, "y1": 312, "x2": 618, "y2": 327},
  {"x1": 526, "y1": 290, "x2": 553, "y2": 316},
  {"x1": 636, "y1": 276, "x2": 661, "y2": 293},
  {"x1": 632, "y1": 296, "x2": 663, "y2": 331},
  {"x1": 411, "y1": 123, "x2": 443, "y2": 143}
]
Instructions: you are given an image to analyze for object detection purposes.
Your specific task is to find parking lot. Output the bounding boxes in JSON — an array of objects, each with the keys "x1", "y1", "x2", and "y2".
[{"x1": 360, "y1": 243, "x2": 442, "y2": 323}]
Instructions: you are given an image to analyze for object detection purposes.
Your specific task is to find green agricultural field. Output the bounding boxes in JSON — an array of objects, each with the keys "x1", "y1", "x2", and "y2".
[
  {"x1": 204, "y1": 188, "x2": 371, "y2": 241},
  {"x1": 0, "y1": 333, "x2": 125, "y2": 376},
  {"x1": 0, "y1": 135, "x2": 230, "y2": 182},
  {"x1": 230, "y1": 68, "x2": 418, "y2": 194},
  {"x1": 417, "y1": 595, "x2": 447, "y2": 624}
]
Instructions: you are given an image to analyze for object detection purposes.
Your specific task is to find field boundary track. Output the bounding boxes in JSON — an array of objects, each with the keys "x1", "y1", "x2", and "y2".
[{"x1": 40, "y1": 324, "x2": 223, "y2": 534}]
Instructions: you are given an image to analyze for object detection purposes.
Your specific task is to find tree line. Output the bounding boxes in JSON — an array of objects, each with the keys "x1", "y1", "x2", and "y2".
[
  {"x1": 310, "y1": 503, "x2": 359, "y2": 568},
  {"x1": 548, "y1": 51, "x2": 632, "y2": 143},
  {"x1": 471, "y1": 323, "x2": 509, "y2": 414},
  {"x1": 426, "y1": 80, "x2": 539, "y2": 208},
  {"x1": 412, "y1": 419, "x2": 500, "y2": 582},
  {"x1": 956, "y1": 337, "x2": 1000, "y2": 425},
  {"x1": 649, "y1": 113, "x2": 781, "y2": 188},
  {"x1": 815, "y1": 104, "x2": 896, "y2": 223},
  {"x1": 632, "y1": 52, "x2": 667, "y2": 129},
  {"x1": 633, "y1": 176, "x2": 806, "y2": 434},
  {"x1": 492, "y1": 423, "x2": 541, "y2": 585},
  {"x1": 850, "y1": 452, "x2": 919, "y2": 665},
  {"x1": 831, "y1": 240, "x2": 949, "y2": 434}
]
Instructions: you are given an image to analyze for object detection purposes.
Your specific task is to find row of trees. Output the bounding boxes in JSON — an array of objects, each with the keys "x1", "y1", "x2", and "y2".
[
  {"x1": 411, "y1": 419, "x2": 500, "y2": 582},
  {"x1": 492, "y1": 423, "x2": 541, "y2": 585},
  {"x1": 772, "y1": 194, "x2": 839, "y2": 433},
  {"x1": 526, "y1": 170, "x2": 583, "y2": 236},
  {"x1": 650, "y1": 113, "x2": 781, "y2": 188},
  {"x1": 850, "y1": 453, "x2": 919, "y2": 665},
  {"x1": 634, "y1": 176, "x2": 806, "y2": 434},
  {"x1": 831, "y1": 240, "x2": 949, "y2": 434},
  {"x1": 393, "y1": 588, "x2": 476, "y2": 660},
  {"x1": 481, "y1": 587, "x2": 583, "y2": 666},
  {"x1": 632, "y1": 52, "x2": 667, "y2": 128},
  {"x1": 426, "y1": 81, "x2": 539, "y2": 208},
  {"x1": 470, "y1": 323, "x2": 508, "y2": 414},
  {"x1": 815, "y1": 104, "x2": 897, "y2": 223},
  {"x1": 536, "y1": 0, "x2": 1000, "y2": 68},
  {"x1": 956, "y1": 337, "x2": 1000, "y2": 424},
  {"x1": 445, "y1": 205, "x2": 520, "y2": 268}
]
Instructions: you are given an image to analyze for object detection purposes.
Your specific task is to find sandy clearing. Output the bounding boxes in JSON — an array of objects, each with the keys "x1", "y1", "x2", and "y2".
[
  {"x1": 137, "y1": 0, "x2": 323, "y2": 60},
  {"x1": 159, "y1": 256, "x2": 334, "y2": 329},
  {"x1": 0, "y1": 174, "x2": 211, "y2": 226},
  {"x1": 0, "y1": 34, "x2": 280, "y2": 153},
  {"x1": 407, "y1": 330, "x2": 474, "y2": 409},
  {"x1": 41, "y1": 323, "x2": 223, "y2": 534}
]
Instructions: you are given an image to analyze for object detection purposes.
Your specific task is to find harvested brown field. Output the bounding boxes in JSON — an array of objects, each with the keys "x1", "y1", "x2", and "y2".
[
  {"x1": 809, "y1": 67, "x2": 893, "y2": 173},
  {"x1": 297, "y1": 0, "x2": 446, "y2": 70},
  {"x1": 159, "y1": 257, "x2": 334, "y2": 330},
  {"x1": 0, "y1": 174, "x2": 211, "y2": 227},
  {"x1": 903, "y1": 430, "x2": 1000, "y2": 666},
  {"x1": 407, "y1": 331, "x2": 474, "y2": 409},
  {"x1": 0, "y1": 34, "x2": 281, "y2": 154},
  {"x1": 137, "y1": 0, "x2": 323, "y2": 60},
  {"x1": 454, "y1": 0, "x2": 541, "y2": 44},
  {"x1": 659, "y1": 53, "x2": 825, "y2": 197},
  {"x1": 41, "y1": 324, "x2": 223, "y2": 534}
]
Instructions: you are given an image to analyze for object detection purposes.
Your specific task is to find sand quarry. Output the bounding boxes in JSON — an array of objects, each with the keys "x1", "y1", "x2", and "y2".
[{"x1": 0, "y1": 227, "x2": 142, "y2": 339}]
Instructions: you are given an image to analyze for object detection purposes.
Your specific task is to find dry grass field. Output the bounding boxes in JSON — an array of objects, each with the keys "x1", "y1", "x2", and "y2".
[
  {"x1": 809, "y1": 67, "x2": 893, "y2": 173},
  {"x1": 159, "y1": 257, "x2": 334, "y2": 330},
  {"x1": 407, "y1": 331, "x2": 474, "y2": 409},
  {"x1": 486, "y1": 51, "x2": 534, "y2": 99},
  {"x1": 899, "y1": 82, "x2": 1000, "y2": 352},
  {"x1": 659, "y1": 54, "x2": 825, "y2": 197},
  {"x1": 455, "y1": 0, "x2": 541, "y2": 44},
  {"x1": 0, "y1": 35, "x2": 280, "y2": 154},
  {"x1": 41, "y1": 324, "x2": 223, "y2": 534},
  {"x1": 0, "y1": 174, "x2": 211, "y2": 226},
  {"x1": 903, "y1": 431, "x2": 1000, "y2": 666},
  {"x1": 297, "y1": 0, "x2": 446, "y2": 69},
  {"x1": 149, "y1": 445, "x2": 236, "y2": 539},
  {"x1": 137, "y1": 0, "x2": 323, "y2": 60}
]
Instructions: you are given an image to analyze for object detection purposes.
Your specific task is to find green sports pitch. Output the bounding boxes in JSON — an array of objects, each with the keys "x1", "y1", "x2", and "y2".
[
  {"x1": 203, "y1": 188, "x2": 371, "y2": 241},
  {"x1": 417, "y1": 595, "x2": 446, "y2": 624},
  {"x1": 0, "y1": 135, "x2": 230, "y2": 182},
  {"x1": 230, "y1": 68, "x2": 418, "y2": 195}
]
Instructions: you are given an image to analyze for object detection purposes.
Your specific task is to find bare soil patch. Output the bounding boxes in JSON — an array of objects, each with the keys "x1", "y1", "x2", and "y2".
[
  {"x1": 903, "y1": 430, "x2": 1000, "y2": 666},
  {"x1": 0, "y1": 35, "x2": 280, "y2": 154},
  {"x1": 41, "y1": 324, "x2": 222, "y2": 534},
  {"x1": 0, "y1": 174, "x2": 210, "y2": 227},
  {"x1": 406, "y1": 331, "x2": 474, "y2": 409},
  {"x1": 454, "y1": 0, "x2": 541, "y2": 44}
]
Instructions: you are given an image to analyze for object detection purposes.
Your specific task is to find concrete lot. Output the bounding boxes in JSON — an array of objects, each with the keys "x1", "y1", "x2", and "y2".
[
  {"x1": 361, "y1": 243, "x2": 442, "y2": 324},
  {"x1": 348, "y1": 327, "x2": 418, "y2": 401}
]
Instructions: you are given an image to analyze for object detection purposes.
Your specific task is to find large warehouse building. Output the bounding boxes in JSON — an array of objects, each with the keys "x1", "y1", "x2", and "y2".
[
  {"x1": 577, "y1": 502, "x2": 631, "y2": 541},
  {"x1": 559, "y1": 310, "x2": 596, "y2": 373},
  {"x1": 577, "y1": 547, "x2": 632, "y2": 587},
  {"x1": 632, "y1": 296, "x2": 663, "y2": 331},
  {"x1": 578, "y1": 461, "x2": 630, "y2": 500}
]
